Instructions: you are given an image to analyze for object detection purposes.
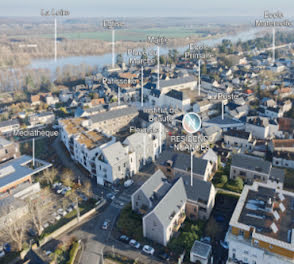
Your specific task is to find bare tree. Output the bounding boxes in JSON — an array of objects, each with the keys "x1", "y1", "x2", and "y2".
[
  {"x1": 1, "y1": 218, "x2": 27, "y2": 251},
  {"x1": 27, "y1": 199, "x2": 43, "y2": 236},
  {"x1": 82, "y1": 180, "x2": 92, "y2": 198},
  {"x1": 61, "y1": 169, "x2": 75, "y2": 187},
  {"x1": 42, "y1": 167, "x2": 58, "y2": 185}
]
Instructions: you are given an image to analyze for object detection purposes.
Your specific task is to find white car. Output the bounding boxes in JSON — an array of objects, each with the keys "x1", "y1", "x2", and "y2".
[
  {"x1": 142, "y1": 245, "x2": 155, "y2": 255},
  {"x1": 0, "y1": 247, "x2": 5, "y2": 258},
  {"x1": 124, "y1": 179, "x2": 134, "y2": 188},
  {"x1": 129, "y1": 239, "x2": 140, "y2": 249}
]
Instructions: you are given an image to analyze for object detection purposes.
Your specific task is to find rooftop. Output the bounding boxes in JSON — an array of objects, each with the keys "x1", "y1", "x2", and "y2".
[
  {"x1": 230, "y1": 182, "x2": 294, "y2": 250},
  {"x1": 231, "y1": 154, "x2": 271, "y2": 175},
  {"x1": 0, "y1": 155, "x2": 51, "y2": 190},
  {"x1": 191, "y1": 240, "x2": 212, "y2": 259}
]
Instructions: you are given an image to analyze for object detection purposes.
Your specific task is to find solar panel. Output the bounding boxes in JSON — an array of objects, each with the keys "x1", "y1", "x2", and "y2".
[{"x1": 271, "y1": 222, "x2": 278, "y2": 234}]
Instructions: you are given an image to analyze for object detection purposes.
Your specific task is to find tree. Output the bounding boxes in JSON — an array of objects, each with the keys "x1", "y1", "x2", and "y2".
[
  {"x1": 27, "y1": 199, "x2": 43, "y2": 236},
  {"x1": 61, "y1": 169, "x2": 75, "y2": 187},
  {"x1": 1, "y1": 218, "x2": 27, "y2": 251},
  {"x1": 42, "y1": 168, "x2": 58, "y2": 185},
  {"x1": 234, "y1": 177, "x2": 244, "y2": 191},
  {"x1": 82, "y1": 180, "x2": 92, "y2": 197}
]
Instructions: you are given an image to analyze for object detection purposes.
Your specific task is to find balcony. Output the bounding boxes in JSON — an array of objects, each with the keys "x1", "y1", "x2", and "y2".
[{"x1": 172, "y1": 212, "x2": 186, "y2": 232}]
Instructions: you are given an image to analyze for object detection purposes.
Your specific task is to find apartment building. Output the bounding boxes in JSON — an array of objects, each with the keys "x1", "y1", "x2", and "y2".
[
  {"x1": 226, "y1": 182, "x2": 294, "y2": 264},
  {"x1": 0, "y1": 119, "x2": 20, "y2": 134},
  {"x1": 230, "y1": 154, "x2": 284, "y2": 188},
  {"x1": 0, "y1": 137, "x2": 20, "y2": 163},
  {"x1": 224, "y1": 130, "x2": 256, "y2": 152},
  {"x1": 86, "y1": 106, "x2": 138, "y2": 135},
  {"x1": 157, "y1": 150, "x2": 214, "y2": 182},
  {"x1": 132, "y1": 170, "x2": 216, "y2": 246},
  {"x1": 29, "y1": 111, "x2": 55, "y2": 126}
]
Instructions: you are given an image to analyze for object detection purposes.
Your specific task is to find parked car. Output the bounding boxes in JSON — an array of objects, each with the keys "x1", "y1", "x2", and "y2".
[
  {"x1": 106, "y1": 193, "x2": 115, "y2": 200},
  {"x1": 158, "y1": 252, "x2": 170, "y2": 261},
  {"x1": 101, "y1": 220, "x2": 110, "y2": 230},
  {"x1": 215, "y1": 215, "x2": 225, "y2": 223},
  {"x1": 124, "y1": 179, "x2": 134, "y2": 188},
  {"x1": 3, "y1": 243, "x2": 11, "y2": 253},
  {"x1": 0, "y1": 248, "x2": 5, "y2": 258},
  {"x1": 129, "y1": 239, "x2": 140, "y2": 249},
  {"x1": 142, "y1": 245, "x2": 155, "y2": 255},
  {"x1": 220, "y1": 240, "x2": 229, "y2": 249},
  {"x1": 119, "y1": 235, "x2": 129, "y2": 243},
  {"x1": 201, "y1": 236, "x2": 211, "y2": 244}
]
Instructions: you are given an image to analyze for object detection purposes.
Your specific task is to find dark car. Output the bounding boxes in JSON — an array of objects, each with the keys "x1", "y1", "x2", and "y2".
[
  {"x1": 215, "y1": 215, "x2": 225, "y2": 223},
  {"x1": 158, "y1": 252, "x2": 170, "y2": 261},
  {"x1": 119, "y1": 235, "x2": 129, "y2": 243}
]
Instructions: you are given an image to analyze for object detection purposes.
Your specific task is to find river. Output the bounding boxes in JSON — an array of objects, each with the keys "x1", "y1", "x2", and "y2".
[{"x1": 29, "y1": 28, "x2": 261, "y2": 74}]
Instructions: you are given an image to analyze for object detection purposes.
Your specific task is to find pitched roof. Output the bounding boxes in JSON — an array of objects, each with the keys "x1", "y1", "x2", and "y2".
[
  {"x1": 165, "y1": 89, "x2": 187, "y2": 101},
  {"x1": 145, "y1": 177, "x2": 187, "y2": 229},
  {"x1": 160, "y1": 76, "x2": 196, "y2": 88},
  {"x1": 157, "y1": 151, "x2": 209, "y2": 177},
  {"x1": 89, "y1": 107, "x2": 138, "y2": 123},
  {"x1": 231, "y1": 154, "x2": 271, "y2": 175}
]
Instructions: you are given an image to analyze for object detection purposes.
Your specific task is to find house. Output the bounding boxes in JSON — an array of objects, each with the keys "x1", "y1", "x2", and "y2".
[
  {"x1": 156, "y1": 151, "x2": 214, "y2": 181},
  {"x1": 132, "y1": 169, "x2": 216, "y2": 246},
  {"x1": 224, "y1": 130, "x2": 256, "y2": 152},
  {"x1": 190, "y1": 240, "x2": 212, "y2": 264},
  {"x1": 226, "y1": 182, "x2": 294, "y2": 264},
  {"x1": 203, "y1": 126, "x2": 222, "y2": 143},
  {"x1": 0, "y1": 119, "x2": 20, "y2": 134},
  {"x1": 273, "y1": 151, "x2": 294, "y2": 169},
  {"x1": 202, "y1": 116, "x2": 244, "y2": 131},
  {"x1": 0, "y1": 137, "x2": 20, "y2": 163},
  {"x1": 74, "y1": 105, "x2": 106, "y2": 117},
  {"x1": 95, "y1": 142, "x2": 130, "y2": 186},
  {"x1": 28, "y1": 112, "x2": 55, "y2": 126},
  {"x1": 163, "y1": 89, "x2": 191, "y2": 111},
  {"x1": 193, "y1": 100, "x2": 215, "y2": 114},
  {"x1": 201, "y1": 148, "x2": 218, "y2": 171},
  {"x1": 45, "y1": 95, "x2": 59, "y2": 106},
  {"x1": 245, "y1": 116, "x2": 281, "y2": 139},
  {"x1": 30, "y1": 94, "x2": 41, "y2": 105},
  {"x1": 230, "y1": 153, "x2": 284, "y2": 188},
  {"x1": 142, "y1": 176, "x2": 187, "y2": 246},
  {"x1": 157, "y1": 76, "x2": 197, "y2": 93},
  {"x1": 269, "y1": 139, "x2": 294, "y2": 153}
]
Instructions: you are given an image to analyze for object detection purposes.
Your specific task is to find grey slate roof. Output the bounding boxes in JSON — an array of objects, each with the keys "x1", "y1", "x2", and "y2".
[
  {"x1": 191, "y1": 240, "x2": 212, "y2": 259},
  {"x1": 165, "y1": 89, "x2": 186, "y2": 101},
  {"x1": 231, "y1": 154, "x2": 271, "y2": 174},
  {"x1": 89, "y1": 106, "x2": 138, "y2": 123},
  {"x1": 0, "y1": 137, "x2": 11, "y2": 147},
  {"x1": 146, "y1": 177, "x2": 187, "y2": 229},
  {"x1": 160, "y1": 76, "x2": 196, "y2": 89},
  {"x1": 0, "y1": 119, "x2": 19, "y2": 128},
  {"x1": 157, "y1": 151, "x2": 209, "y2": 177},
  {"x1": 179, "y1": 173, "x2": 213, "y2": 205},
  {"x1": 224, "y1": 129, "x2": 250, "y2": 140},
  {"x1": 0, "y1": 155, "x2": 52, "y2": 189},
  {"x1": 137, "y1": 170, "x2": 168, "y2": 201},
  {"x1": 205, "y1": 116, "x2": 243, "y2": 126},
  {"x1": 269, "y1": 167, "x2": 285, "y2": 183}
]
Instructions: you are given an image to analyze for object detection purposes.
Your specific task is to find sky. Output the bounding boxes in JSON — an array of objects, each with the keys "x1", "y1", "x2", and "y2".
[{"x1": 1, "y1": 0, "x2": 294, "y2": 17}]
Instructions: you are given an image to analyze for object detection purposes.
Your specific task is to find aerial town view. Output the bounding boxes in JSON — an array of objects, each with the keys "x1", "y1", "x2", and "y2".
[{"x1": 0, "y1": 1, "x2": 294, "y2": 264}]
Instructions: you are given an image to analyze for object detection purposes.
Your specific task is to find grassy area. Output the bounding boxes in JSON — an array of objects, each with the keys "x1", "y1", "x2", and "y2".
[
  {"x1": 284, "y1": 169, "x2": 294, "y2": 191},
  {"x1": 168, "y1": 220, "x2": 205, "y2": 257},
  {"x1": 116, "y1": 203, "x2": 144, "y2": 242},
  {"x1": 14, "y1": 28, "x2": 206, "y2": 42}
]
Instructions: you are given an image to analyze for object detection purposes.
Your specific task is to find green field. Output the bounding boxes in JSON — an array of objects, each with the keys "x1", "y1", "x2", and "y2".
[{"x1": 12, "y1": 27, "x2": 206, "y2": 42}]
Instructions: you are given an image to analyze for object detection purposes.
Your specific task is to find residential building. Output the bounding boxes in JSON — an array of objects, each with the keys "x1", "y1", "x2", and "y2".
[
  {"x1": 226, "y1": 182, "x2": 294, "y2": 264},
  {"x1": 269, "y1": 139, "x2": 294, "y2": 153},
  {"x1": 202, "y1": 116, "x2": 244, "y2": 131},
  {"x1": 224, "y1": 130, "x2": 256, "y2": 152},
  {"x1": 230, "y1": 154, "x2": 284, "y2": 188},
  {"x1": 0, "y1": 119, "x2": 20, "y2": 134},
  {"x1": 142, "y1": 176, "x2": 187, "y2": 246},
  {"x1": 0, "y1": 137, "x2": 20, "y2": 163},
  {"x1": 86, "y1": 106, "x2": 138, "y2": 135},
  {"x1": 29, "y1": 111, "x2": 55, "y2": 126},
  {"x1": 190, "y1": 240, "x2": 212, "y2": 264},
  {"x1": 132, "y1": 169, "x2": 216, "y2": 246},
  {"x1": 273, "y1": 151, "x2": 294, "y2": 169},
  {"x1": 156, "y1": 151, "x2": 214, "y2": 181}
]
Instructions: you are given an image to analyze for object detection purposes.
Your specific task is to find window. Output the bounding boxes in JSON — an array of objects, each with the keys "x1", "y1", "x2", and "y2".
[
  {"x1": 118, "y1": 166, "x2": 120, "y2": 171},
  {"x1": 240, "y1": 171, "x2": 246, "y2": 176}
]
